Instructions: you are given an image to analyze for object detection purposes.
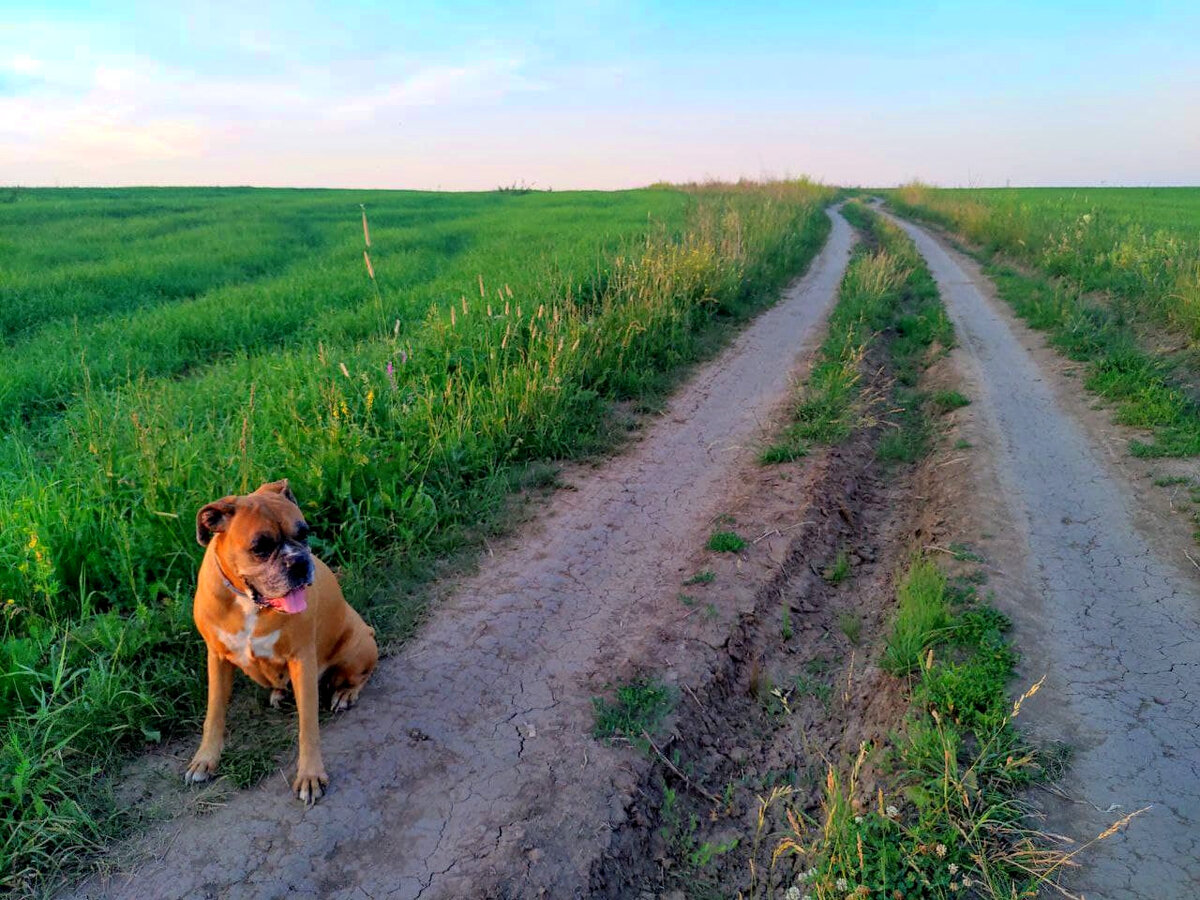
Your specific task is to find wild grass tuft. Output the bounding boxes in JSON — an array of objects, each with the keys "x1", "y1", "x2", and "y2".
[
  {"x1": 881, "y1": 558, "x2": 950, "y2": 675},
  {"x1": 707, "y1": 531, "x2": 747, "y2": 553},
  {"x1": 592, "y1": 678, "x2": 673, "y2": 749},
  {"x1": 745, "y1": 556, "x2": 1137, "y2": 898},
  {"x1": 822, "y1": 549, "x2": 852, "y2": 585}
]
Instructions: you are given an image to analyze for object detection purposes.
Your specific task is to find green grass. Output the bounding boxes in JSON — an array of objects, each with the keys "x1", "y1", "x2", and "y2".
[
  {"x1": 761, "y1": 559, "x2": 1068, "y2": 899},
  {"x1": 885, "y1": 185, "x2": 1200, "y2": 338},
  {"x1": 758, "y1": 434, "x2": 809, "y2": 464},
  {"x1": 706, "y1": 531, "x2": 747, "y2": 553},
  {"x1": 683, "y1": 570, "x2": 715, "y2": 585},
  {"x1": 837, "y1": 611, "x2": 862, "y2": 646},
  {"x1": 771, "y1": 201, "x2": 953, "y2": 467},
  {"x1": 0, "y1": 180, "x2": 834, "y2": 893},
  {"x1": 884, "y1": 185, "x2": 1200, "y2": 459},
  {"x1": 881, "y1": 558, "x2": 951, "y2": 676},
  {"x1": 592, "y1": 677, "x2": 673, "y2": 748},
  {"x1": 822, "y1": 549, "x2": 851, "y2": 585},
  {"x1": 876, "y1": 387, "x2": 934, "y2": 465},
  {"x1": 930, "y1": 389, "x2": 971, "y2": 413}
]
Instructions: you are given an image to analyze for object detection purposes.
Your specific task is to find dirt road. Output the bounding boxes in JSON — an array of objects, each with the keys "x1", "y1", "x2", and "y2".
[
  {"x1": 66, "y1": 210, "x2": 855, "y2": 900},
  {"x1": 883, "y1": 209, "x2": 1200, "y2": 898}
]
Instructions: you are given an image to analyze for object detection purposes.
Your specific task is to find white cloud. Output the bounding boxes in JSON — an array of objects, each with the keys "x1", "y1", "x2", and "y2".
[
  {"x1": 331, "y1": 58, "x2": 544, "y2": 122},
  {"x1": 6, "y1": 54, "x2": 43, "y2": 75}
]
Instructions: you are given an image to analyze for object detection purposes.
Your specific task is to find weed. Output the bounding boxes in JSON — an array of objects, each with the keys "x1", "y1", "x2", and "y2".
[
  {"x1": 781, "y1": 604, "x2": 794, "y2": 641},
  {"x1": 953, "y1": 437, "x2": 973, "y2": 450},
  {"x1": 747, "y1": 558, "x2": 1119, "y2": 898},
  {"x1": 658, "y1": 786, "x2": 739, "y2": 880},
  {"x1": 876, "y1": 388, "x2": 932, "y2": 464},
  {"x1": 881, "y1": 558, "x2": 950, "y2": 675},
  {"x1": 1153, "y1": 474, "x2": 1191, "y2": 487},
  {"x1": 677, "y1": 593, "x2": 697, "y2": 607},
  {"x1": 805, "y1": 655, "x2": 835, "y2": 677},
  {"x1": 931, "y1": 389, "x2": 971, "y2": 413},
  {"x1": 592, "y1": 678, "x2": 672, "y2": 748},
  {"x1": 822, "y1": 549, "x2": 852, "y2": 585},
  {"x1": 794, "y1": 672, "x2": 832, "y2": 708},
  {"x1": 707, "y1": 531, "x2": 747, "y2": 553},
  {"x1": 759, "y1": 432, "x2": 808, "y2": 464},
  {"x1": 837, "y1": 611, "x2": 862, "y2": 646},
  {"x1": 683, "y1": 570, "x2": 715, "y2": 585},
  {"x1": 947, "y1": 541, "x2": 985, "y2": 563}
]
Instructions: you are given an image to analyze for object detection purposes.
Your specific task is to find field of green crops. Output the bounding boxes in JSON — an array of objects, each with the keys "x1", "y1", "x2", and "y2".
[{"x1": 0, "y1": 181, "x2": 833, "y2": 890}]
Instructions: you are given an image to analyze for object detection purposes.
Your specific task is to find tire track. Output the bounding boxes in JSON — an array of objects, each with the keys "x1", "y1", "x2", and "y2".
[
  {"x1": 883, "y1": 209, "x2": 1200, "y2": 899},
  {"x1": 64, "y1": 209, "x2": 856, "y2": 900}
]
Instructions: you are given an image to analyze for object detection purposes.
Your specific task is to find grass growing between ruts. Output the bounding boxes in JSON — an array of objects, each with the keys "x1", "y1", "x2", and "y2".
[
  {"x1": 760, "y1": 200, "x2": 953, "y2": 469},
  {"x1": 0, "y1": 180, "x2": 834, "y2": 893}
]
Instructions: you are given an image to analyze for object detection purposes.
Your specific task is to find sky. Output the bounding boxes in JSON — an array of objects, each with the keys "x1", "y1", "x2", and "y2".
[{"x1": 1, "y1": 0, "x2": 1198, "y2": 189}]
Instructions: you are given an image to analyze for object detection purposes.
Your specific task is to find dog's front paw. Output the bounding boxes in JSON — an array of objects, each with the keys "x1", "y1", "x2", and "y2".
[
  {"x1": 185, "y1": 752, "x2": 220, "y2": 785},
  {"x1": 292, "y1": 766, "x2": 329, "y2": 805}
]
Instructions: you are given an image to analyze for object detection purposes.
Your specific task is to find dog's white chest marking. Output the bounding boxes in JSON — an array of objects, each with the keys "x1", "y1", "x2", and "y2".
[{"x1": 216, "y1": 606, "x2": 281, "y2": 668}]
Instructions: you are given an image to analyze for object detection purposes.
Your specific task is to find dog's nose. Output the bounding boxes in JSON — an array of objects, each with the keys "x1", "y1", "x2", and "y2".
[{"x1": 288, "y1": 557, "x2": 313, "y2": 585}]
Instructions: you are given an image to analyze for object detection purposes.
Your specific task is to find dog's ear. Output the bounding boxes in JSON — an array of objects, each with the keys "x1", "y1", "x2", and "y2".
[
  {"x1": 257, "y1": 478, "x2": 299, "y2": 507},
  {"x1": 196, "y1": 497, "x2": 238, "y2": 547}
]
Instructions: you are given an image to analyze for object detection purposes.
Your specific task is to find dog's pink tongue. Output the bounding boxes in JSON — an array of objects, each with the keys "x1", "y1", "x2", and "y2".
[{"x1": 273, "y1": 586, "x2": 307, "y2": 614}]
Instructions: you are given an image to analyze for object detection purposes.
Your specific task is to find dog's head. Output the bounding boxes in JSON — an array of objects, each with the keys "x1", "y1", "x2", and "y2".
[{"x1": 196, "y1": 479, "x2": 316, "y2": 614}]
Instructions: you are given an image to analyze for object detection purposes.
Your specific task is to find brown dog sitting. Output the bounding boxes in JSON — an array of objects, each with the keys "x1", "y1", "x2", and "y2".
[{"x1": 185, "y1": 479, "x2": 377, "y2": 803}]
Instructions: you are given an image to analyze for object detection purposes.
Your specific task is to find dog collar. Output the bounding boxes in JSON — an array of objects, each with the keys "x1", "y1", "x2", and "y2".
[{"x1": 211, "y1": 552, "x2": 267, "y2": 608}]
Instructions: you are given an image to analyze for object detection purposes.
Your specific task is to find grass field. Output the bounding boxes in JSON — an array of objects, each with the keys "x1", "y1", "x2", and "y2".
[
  {"x1": 885, "y1": 185, "x2": 1200, "y2": 460},
  {"x1": 0, "y1": 181, "x2": 834, "y2": 890},
  {"x1": 885, "y1": 185, "x2": 1200, "y2": 339}
]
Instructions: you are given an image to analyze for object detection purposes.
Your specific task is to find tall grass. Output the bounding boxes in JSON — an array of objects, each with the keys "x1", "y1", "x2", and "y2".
[
  {"x1": 880, "y1": 558, "x2": 950, "y2": 675},
  {"x1": 888, "y1": 183, "x2": 1200, "y2": 340},
  {"x1": 746, "y1": 561, "x2": 1111, "y2": 900},
  {"x1": 0, "y1": 180, "x2": 833, "y2": 893}
]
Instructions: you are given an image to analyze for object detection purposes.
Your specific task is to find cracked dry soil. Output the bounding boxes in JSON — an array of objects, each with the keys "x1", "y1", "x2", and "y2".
[
  {"x1": 883, "y1": 211, "x2": 1200, "y2": 899},
  {"x1": 64, "y1": 210, "x2": 856, "y2": 900}
]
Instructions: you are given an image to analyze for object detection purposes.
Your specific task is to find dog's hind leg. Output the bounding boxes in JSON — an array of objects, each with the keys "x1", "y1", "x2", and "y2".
[{"x1": 328, "y1": 666, "x2": 371, "y2": 712}]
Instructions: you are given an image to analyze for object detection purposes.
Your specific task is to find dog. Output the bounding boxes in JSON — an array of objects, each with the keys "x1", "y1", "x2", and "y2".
[{"x1": 184, "y1": 479, "x2": 377, "y2": 803}]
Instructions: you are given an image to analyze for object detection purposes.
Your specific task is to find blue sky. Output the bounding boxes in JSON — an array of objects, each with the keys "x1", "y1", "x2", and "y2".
[{"x1": 2, "y1": 0, "x2": 1197, "y2": 188}]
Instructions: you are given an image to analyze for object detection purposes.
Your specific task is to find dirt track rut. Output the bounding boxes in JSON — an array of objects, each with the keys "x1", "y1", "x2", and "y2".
[
  {"x1": 884, "y1": 210, "x2": 1200, "y2": 899},
  {"x1": 66, "y1": 210, "x2": 855, "y2": 900}
]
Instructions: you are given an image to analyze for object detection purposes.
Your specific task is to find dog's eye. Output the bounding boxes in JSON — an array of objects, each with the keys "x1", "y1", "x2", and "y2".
[
  {"x1": 251, "y1": 535, "x2": 278, "y2": 558},
  {"x1": 295, "y1": 523, "x2": 310, "y2": 544}
]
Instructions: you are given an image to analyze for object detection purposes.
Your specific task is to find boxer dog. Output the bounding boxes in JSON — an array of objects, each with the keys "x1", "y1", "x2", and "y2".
[{"x1": 185, "y1": 479, "x2": 377, "y2": 803}]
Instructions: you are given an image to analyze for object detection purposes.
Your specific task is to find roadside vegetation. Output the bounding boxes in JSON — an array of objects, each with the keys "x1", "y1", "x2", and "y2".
[
  {"x1": 885, "y1": 184, "x2": 1200, "y2": 459},
  {"x1": 0, "y1": 180, "x2": 834, "y2": 892}
]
